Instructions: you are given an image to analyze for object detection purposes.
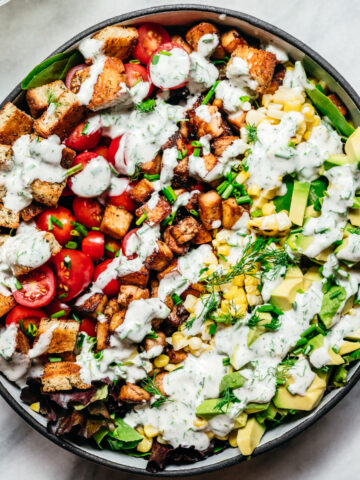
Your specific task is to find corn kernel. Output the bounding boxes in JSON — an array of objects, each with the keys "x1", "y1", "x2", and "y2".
[
  {"x1": 313, "y1": 116, "x2": 321, "y2": 126},
  {"x1": 245, "y1": 275, "x2": 258, "y2": 286},
  {"x1": 206, "y1": 431, "x2": 215, "y2": 439},
  {"x1": 172, "y1": 332, "x2": 188, "y2": 351},
  {"x1": 223, "y1": 285, "x2": 239, "y2": 300},
  {"x1": 183, "y1": 294, "x2": 198, "y2": 313},
  {"x1": 229, "y1": 430, "x2": 238, "y2": 447},
  {"x1": 247, "y1": 184, "x2": 261, "y2": 197},
  {"x1": 236, "y1": 171, "x2": 250, "y2": 184},
  {"x1": 137, "y1": 436, "x2": 153, "y2": 453},
  {"x1": 283, "y1": 101, "x2": 302, "y2": 112},
  {"x1": 144, "y1": 425, "x2": 160, "y2": 438},
  {"x1": 262, "y1": 202, "x2": 276, "y2": 216},
  {"x1": 302, "y1": 103, "x2": 315, "y2": 120},
  {"x1": 189, "y1": 336, "x2": 202, "y2": 351},
  {"x1": 154, "y1": 354, "x2": 169, "y2": 368},
  {"x1": 215, "y1": 434, "x2": 229, "y2": 441},
  {"x1": 245, "y1": 285, "x2": 259, "y2": 295},
  {"x1": 218, "y1": 245, "x2": 230, "y2": 256},
  {"x1": 232, "y1": 275, "x2": 244, "y2": 287},
  {"x1": 247, "y1": 293, "x2": 263, "y2": 306},
  {"x1": 30, "y1": 402, "x2": 40, "y2": 413},
  {"x1": 164, "y1": 363, "x2": 179, "y2": 372},
  {"x1": 136, "y1": 426, "x2": 145, "y2": 436},
  {"x1": 193, "y1": 417, "x2": 208, "y2": 429},
  {"x1": 234, "y1": 288, "x2": 248, "y2": 305}
]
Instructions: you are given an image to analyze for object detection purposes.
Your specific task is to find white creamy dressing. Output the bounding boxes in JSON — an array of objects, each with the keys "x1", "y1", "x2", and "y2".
[
  {"x1": 160, "y1": 147, "x2": 179, "y2": 186},
  {"x1": 0, "y1": 324, "x2": 30, "y2": 382},
  {"x1": 70, "y1": 155, "x2": 111, "y2": 197},
  {"x1": 287, "y1": 357, "x2": 315, "y2": 396},
  {"x1": 29, "y1": 323, "x2": 58, "y2": 359},
  {"x1": 226, "y1": 56, "x2": 258, "y2": 91},
  {"x1": 265, "y1": 44, "x2": 289, "y2": 63},
  {"x1": 150, "y1": 48, "x2": 190, "y2": 89},
  {"x1": 77, "y1": 38, "x2": 106, "y2": 106},
  {"x1": 0, "y1": 135, "x2": 66, "y2": 212},
  {"x1": 336, "y1": 233, "x2": 360, "y2": 262},
  {"x1": 188, "y1": 34, "x2": 219, "y2": 94},
  {"x1": 283, "y1": 61, "x2": 310, "y2": 93}
]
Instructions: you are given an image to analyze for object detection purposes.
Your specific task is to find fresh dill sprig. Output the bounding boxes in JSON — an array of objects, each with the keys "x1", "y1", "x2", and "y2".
[
  {"x1": 184, "y1": 290, "x2": 219, "y2": 330},
  {"x1": 141, "y1": 375, "x2": 168, "y2": 408},
  {"x1": 247, "y1": 312, "x2": 281, "y2": 331},
  {"x1": 215, "y1": 387, "x2": 240, "y2": 413},
  {"x1": 135, "y1": 98, "x2": 156, "y2": 113},
  {"x1": 245, "y1": 124, "x2": 258, "y2": 144},
  {"x1": 46, "y1": 89, "x2": 61, "y2": 109},
  {"x1": 128, "y1": 163, "x2": 142, "y2": 182}
]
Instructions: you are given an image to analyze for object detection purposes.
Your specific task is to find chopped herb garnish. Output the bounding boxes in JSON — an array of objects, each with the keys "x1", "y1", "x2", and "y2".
[
  {"x1": 144, "y1": 173, "x2": 160, "y2": 181},
  {"x1": 49, "y1": 357, "x2": 62, "y2": 363},
  {"x1": 171, "y1": 293, "x2": 182, "y2": 306},
  {"x1": 71, "y1": 221, "x2": 88, "y2": 237},
  {"x1": 51, "y1": 310, "x2": 66, "y2": 318},
  {"x1": 129, "y1": 59, "x2": 141, "y2": 64},
  {"x1": 136, "y1": 209, "x2": 148, "y2": 226},
  {"x1": 193, "y1": 148, "x2": 201, "y2": 157},
  {"x1": 66, "y1": 163, "x2": 83, "y2": 177},
  {"x1": 135, "y1": 98, "x2": 156, "y2": 113},
  {"x1": 202, "y1": 80, "x2": 220, "y2": 105},
  {"x1": 245, "y1": 124, "x2": 258, "y2": 144},
  {"x1": 159, "y1": 50, "x2": 172, "y2": 56},
  {"x1": 15, "y1": 279, "x2": 22, "y2": 290},
  {"x1": 162, "y1": 186, "x2": 177, "y2": 204},
  {"x1": 251, "y1": 209, "x2": 263, "y2": 217},
  {"x1": 152, "y1": 55, "x2": 160, "y2": 65},
  {"x1": 240, "y1": 95, "x2": 250, "y2": 102},
  {"x1": 141, "y1": 375, "x2": 168, "y2": 408},
  {"x1": 104, "y1": 244, "x2": 115, "y2": 253},
  {"x1": 58, "y1": 293, "x2": 68, "y2": 299},
  {"x1": 190, "y1": 209, "x2": 199, "y2": 217},
  {"x1": 81, "y1": 122, "x2": 89, "y2": 135},
  {"x1": 65, "y1": 241, "x2": 77, "y2": 249}
]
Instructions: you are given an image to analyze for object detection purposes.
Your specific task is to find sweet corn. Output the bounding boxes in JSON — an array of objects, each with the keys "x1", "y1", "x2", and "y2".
[
  {"x1": 30, "y1": 402, "x2": 40, "y2": 413},
  {"x1": 137, "y1": 436, "x2": 153, "y2": 453},
  {"x1": 247, "y1": 293, "x2": 263, "y2": 306},
  {"x1": 206, "y1": 431, "x2": 215, "y2": 440},
  {"x1": 154, "y1": 354, "x2": 170, "y2": 368},
  {"x1": 183, "y1": 294, "x2": 198, "y2": 314},
  {"x1": 245, "y1": 275, "x2": 258, "y2": 287},
  {"x1": 262, "y1": 202, "x2": 276, "y2": 216},
  {"x1": 236, "y1": 170, "x2": 250, "y2": 184},
  {"x1": 172, "y1": 332, "x2": 188, "y2": 351},
  {"x1": 218, "y1": 245, "x2": 230, "y2": 256},
  {"x1": 223, "y1": 285, "x2": 240, "y2": 300},
  {"x1": 245, "y1": 284, "x2": 259, "y2": 295},
  {"x1": 232, "y1": 275, "x2": 245, "y2": 286},
  {"x1": 164, "y1": 363, "x2": 179, "y2": 372},
  {"x1": 204, "y1": 319, "x2": 215, "y2": 335},
  {"x1": 193, "y1": 417, "x2": 208, "y2": 429},
  {"x1": 136, "y1": 426, "x2": 145, "y2": 436},
  {"x1": 144, "y1": 425, "x2": 160, "y2": 438},
  {"x1": 302, "y1": 103, "x2": 315, "y2": 120},
  {"x1": 215, "y1": 434, "x2": 229, "y2": 441},
  {"x1": 229, "y1": 430, "x2": 238, "y2": 447},
  {"x1": 157, "y1": 435, "x2": 168, "y2": 445},
  {"x1": 247, "y1": 184, "x2": 261, "y2": 197},
  {"x1": 234, "y1": 288, "x2": 248, "y2": 306},
  {"x1": 189, "y1": 336, "x2": 203, "y2": 352}
]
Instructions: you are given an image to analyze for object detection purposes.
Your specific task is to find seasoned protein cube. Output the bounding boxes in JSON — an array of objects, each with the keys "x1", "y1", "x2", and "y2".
[
  {"x1": 227, "y1": 111, "x2": 247, "y2": 131},
  {"x1": 141, "y1": 153, "x2": 161, "y2": 175},
  {"x1": 100, "y1": 204, "x2": 133, "y2": 239},
  {"x1": 192, "y1": 224, "x2": 212, "y2": 245},
  {"x1": 221, "y1": 29, "x2": 247, "y2": 54},
  {"x1": 199, "y1": 190, "x2": 222, "y2": 230},
  {"x1": 170, "y1": 217, "x2": 201, "y2": 244},
  {"x1": 170, "y1": 35, "x2": 192, "y2": 54},
  {"x1": 0, "y1": 204, "x2": 20, "y2": 228},
  {"x1": 163, "y1": 227, "x2": 189, "y2": 255},
  {"x1": 118, "y1": 266, "x2": 149, "y2": 288},
  {"x1": 327, "y1": 93, "x2": 347, "y2": 116},
  {"x1": 20, "y1": 202, "x2": 44, "y2": 222},
  {"x1": 185, "y1": 22, "x2": 220, "y2": 51},
  {"x1": 212, "y1": 136, "x2": 239, "y2": 157},
  {"x1": 135, "y1": 195, "x2": 172, "y2": 226},
  {"x1": 119, "y1": 383, "x2": 150, "y2": 403},
  {"x1": 96, "y1": 316, "x2": 109, "y2": 351},
  {"x1": 41, "y1": 362, "x2": 91, "y2": 392},
  {"x1": 26, "y1": 80, "x2": 67, "y2": 118},
  {"x1": 130, "y1": 178, "x2": 155, "y2": 203},
  {"x1": 222, "y1": 198, "x2": 248, "y2": 229},
  {"x1": 117, "y1": 285, "x2": 150, "y2": 307},
  {"x1": 109, "y1": 308, "x2": 126, "y2": 333},
  {"x1": 0, "y1": 294, "x2": 16, "y2": 317},
  {"x1": 15, "y1": 329, "x2": 30, "y2": 355},
  {"x1": 0, "y1": 103, "x2": 33, "y2": 145},
  {"x1": 33, "y1": 89, "x2": 85, "y2": 140},
  {"x1": 193, "y1": 105, "x2": 224, "y2": 138},
  {"x1": 92, "y1": 25, "x2": 139, "y2": 60},
  {"x1": 145, "y1": 240, "x2": 173, "y2": 271},
  {"x1": 36, "y1": 318, "x2": 80, "y2": 353},
  {"x1": 75, "y1": 291, "x2": 108, "y2": 319},
  {"x1": 30, "y1": 179, "x2": 67, "y2": 207}
]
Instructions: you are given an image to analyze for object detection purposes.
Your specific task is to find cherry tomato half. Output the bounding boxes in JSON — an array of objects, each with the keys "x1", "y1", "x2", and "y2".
[
  {"x1": 82, "y1": 231, "x2": 105, "y2": 261},
  {"x1": 68, "y1": 151, "x2": 99, "y2": 193},
  {"x1": 93, "y1": 259, "x2": 121, "y2": 297},
  {"x1": 148, "y1": 42, "x2": 189, "y2": 90},
  {"x1": 133, "y1": 23, "x2": 170, "y2": 64},
  {"x1": 72, "y1": 197, "x2": 103, "y2": 229},
  {"x1": 121, "y1": 228, "x2": 139, "y2": 260},
  {"x1": 44, "y1": 298, "x2": 71, "y2": 318},
  {"x1": 92, "y1": 145, "x2": 109, "y2": 161},
  {"x1": 65, "y1": 63, "x2": 87, "y2": 89},
  {"x1": 36, "y1": 206, "x2": 75, "y2": 245},
  {"x1": 53, "y1": 250, "x2": 94, "y2": 301},
  {"x1": 6, "y1": 305, "x2": 45, "y2": 328},
  {"x1": 65, "y1": 121, "x2": 102, "y2": 152},
  {"x1": 107, "y1": 136, "x2": 122, "y2": 167},
  {"x1": 79, "y1": 317, "x2": 96, "y2": 337},
  {"x1": 13, "y1": 265, "x2": 56, "y2": 308},
  {"x1": 124, "y1": 63, "x2": 153, "y2": 98},
  {"x1": 104, "y1": 238, "x2": 121, "y2": 258},
  {"x1": 108, "y1": 187, "x2": 137, "y2": 213}
]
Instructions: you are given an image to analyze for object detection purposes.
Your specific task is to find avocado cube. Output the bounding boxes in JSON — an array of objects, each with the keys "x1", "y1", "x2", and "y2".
[
  {"x1": 319, "y1": 286, "x2": 347, "y2": 328},
  {"x1": 245, "y1": 402, "x2": 270, "y2": 414},
  {"x1": 339, "y1": 340, "x2": 360, "y2": 355},
  {"x1": 273, "y1": 374, "x2": 326, "y2": 411},
  {"x1": 270, "y1": 277, "x2": 304, "y2": 311},
  {"x1": 196, "y1": 398, "x2": 226, "y2": 417},
  {"x1": 324, "y1": 153, "x2": 351, "y2": 170},
  {"x1": 236, "y1": 418, "x2": 265, "y2": 456},
  {"x1": 289, "y1": 181, "x2": 311, "y2": 226},
  {"x1": 345, "y1": 127, "x2": 360, "y2": 163},
  {"x1": 220, "y1": 371, "x2": 246, "y2": 392},
  {"x1": 349, "y1": 208, "x2": 360, "y2": 227}
]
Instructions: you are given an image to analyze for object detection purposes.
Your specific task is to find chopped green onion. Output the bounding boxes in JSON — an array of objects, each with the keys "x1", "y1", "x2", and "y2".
[
  {"x1": 240, "y1": 95, "x2": 250, "y2": 102},
  {"x1": 109, "y1": 164, "x2": 119, "y2": 177},
  {"x1": 51, "y1": 310, "x2": 66, "y2": 318},
  {"x1": 236, "y1": 195, "x2": 252, "y2": 205},
  {"x1": 92, "y1": 227, "x2": 100, "y2": 231},
  {"x1": 275, "y1": 152, "x2": 292, "y2": 159},
  {"x1": 115, "y1": 250, "x2": 120, "y2": 257},
  {"x1": 171, "y1": 294, "x2": 182, "y2": 306},
  {"x1": 251, "y1": 209, "x2": 263, "y2": 218},
  {"x1": 49, "y1": 357, "x2": 62, "y2": 362},
  {"x1": 58, "y1": 293, "x2": 68, "y2": 299},
  {"x1": 136, "y1": 209, "x2": 148, "y2": 226},
  {"x1": 217, "y1": 180, "x2": 229, "y2": 196},
  {"x1": 48, "y1": 216, "x2": 53, "y2": 231},
  {"x1": 202, "y1": 80, "x2": 220, "y2": 105},
  {"x1": 105, "y1": 244, "x2": 115, "y2": 253},
  {"x1": 291, "y1": 227, "x2": 303, "y2": 234},
  {"x1": 144, "y1": 174, "x2": 160, "y2": 181},
  {"x1": 81, "y1": 122, "x2": 89, "y2": 135},
  {"x1": 221, "y1": 184, "x2": 234, "y2": 200},
  {"x1": 159, "y1": 50, "x2": 172, "y2": 56},
  {"x1": 209, "y1": 324, "x2": 217, "y2": 335},
  {"x1": 191, "y1": 141, "x2": 203, "y2": 147},
  {"x1": 177, "y1": 149, "x2": 187, "y2": 160},
  {"x1": 71, "y1": 221, "x2": 88, "y2": 237},
  {"x1": 65, "y1": 241, "x2": 77, "y2": 249},
  {"x1": 218, "y1": 253, "x2": 227, "y2": 262},
  {"x1": 15, "y1": 279, "x2": 22, "y2": 290},
  {"x1": 222, "y1": 357, "x2": 230, "y2": 366},
  {"x1": 257, "y1": 304, "x2": 283, "y2": 316},
  {"x1": 190, "y1": 209, "x2": 199, "y2": 217},
  {"x1": 146, "y1": 331, "x2": 158, "y2": 339},
  {"x1": 288, "y1": 141, "x2": 296, "y2": 148},
  {"x1": 162, "y1": 186, "x2": 177, "y2": 205},
  {"x1": 50, "y1": 215, "x2": 63, "y2": 229},
  {"x1": 211, "y1": 60, "x2": 226, "y2": 65},
  {"x1": 152, "y1": 55, "x2": 159, "y2": 65},
  {"x1": 129, "y1": 59, "x2": 141, "y2": 64},
  {"x1": 65, "y1": 163, "x2": 83, "y2": 177},
  {"x1": 193, "y1": 148, "x2": 201, "y2": 157},
  {"x1": 72, "y1": 313, "x2": 81, "y2": 323},
  {"x1": 162, "y1": 209, "x2": 177, "y2": 226}
]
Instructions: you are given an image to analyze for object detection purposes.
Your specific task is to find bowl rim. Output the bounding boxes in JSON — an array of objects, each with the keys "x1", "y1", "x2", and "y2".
[{"x1": 1, "y1": 3, "x2": 360, "y2": 476}]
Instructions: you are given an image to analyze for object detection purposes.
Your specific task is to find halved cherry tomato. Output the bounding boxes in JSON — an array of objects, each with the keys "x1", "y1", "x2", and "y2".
[
  {"x1": 133, "y1": 23, "x2": 170, "y2": 65},
  {"x1": 121, "y1": 228, "x2": 139, "y2": 260},
  {"x1": 65, "y1": 121, "x2": 102, "y2": 152},
  {"x1": 108, "y1": 188, "x2": 137, "y2": 213},
  {"x1": 93, "y1": 259, "x2": 121, "y2": 297},
  {"x1": 6, "y1": 305, "x2": 45, "y2": 327},
  {"x1": 104, "y1": 238, "x2": 121, "y2": 258},
  {"x1": 92, "y1": 145, "x2": 109, "y2": 161},
  {"x1": 185, "y1": 143, "x2": 195, "y2": 156},
  {"x1": 61, "y1": 182, "x2": 74, "y2": 197},
  {"x1": 79, "y1": 317, "x2": 96, "y2": 337},
  {"x1": 148, "y1": 42, "x2": 189, "y2": 90},
  {"x1": 13, "y1": 265, "x2": 56, "y2": 308},
  {"x1": 72, "y1": 197, "x2": 103, "y2": 229},
  {"x1": 191, "y1": 182, "x2": 205, "y2": 192},
  {"x1": 82, "y1": 231, "x2": 105, "y2": 261},
  {"x1": 53, "y1": 250, "x2": 94, "y2": 301},
  {"x1": 68, "y1": 152, "x2": 99, "y2": 193},
  {"x1": 124, "y1": 63, "x2": 153, "y2": 98},
  {"x1": 107, "y1": 136, "x2": 122, "y2": 167},
  {"x1": 65, "y1": 63, "x2": 87, "y2": 89},
  {"x1": 36, "y1": 206, "x2": 75, "y2": 245},
  {"x1": 44, "y1": 298, "x2": 71, "y2": 318}
]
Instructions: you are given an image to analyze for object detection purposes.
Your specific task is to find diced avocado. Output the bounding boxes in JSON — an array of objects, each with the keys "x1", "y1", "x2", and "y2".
[
  {"x1": 247, "y1": 312, "x2": 271, "y2": 347},
  {"x1": 304, "y1": 205, "x2": 321, "y2": 218},
  {"x1": 307, "y1": 333, "x2": 325, "y2": 351},
  {"x1": 327, "y1": 348, "x2": 344, "y2": 365},
  {"x1": 289, "y1": 181, "x2": 311, "y2": 226},
  {"x1": 323, "y1": 153, "x2": 351, "y2": 170},
  {"x1": 345, "y1": 327, "x2": 360, "y2": 341},
  {"x1": 196, "y1": 398, "x2": 225, "y2": 417},
  {"x1": 349, "y1": 208, "x2": 360, "y2": 227},
  {"x1": 236, "y1": 418, "x2": 266, "y2": 456},
  {"x1": 345, "y1": 127, "x2": 360, "y2": 163},
  {"x1": 234, "y1": 412, "x2": 248, "y2": 428},
  {"x1": 285, "y1": 265, "x2": 303, "y2": 279},
  {"x1": 353, "y1": 197, "x2": 360, "y2": 209},
  {"x1": 220, "y1": 372, "x2": 246, "y2": 392},
  {"x1": 270, "y1": 277, "x2": 304, "y2": 311},
  {"x1": 273, "y1": 374, "x2": 326, "y2": 411},
  {"x1": 255, "y1": 404, "x2": 278, "y2": 423},
  {"x1": 295, "y1": 233, "x2": 314, "y2": 253},
  {"x1": 339, "y1": 340, "x2": 360, "y2": 355},
  {"x1": 342, "y1": 295, "x2": 355, "y2": 315},
  {"x1": 314, "y1": 246, "x2": 334, "y2": 263},
  {"x1": 319, "y1": 286, "x2": 347, "y2": 328},
  {"x1": 303, "y1": 266, "x2": 322, "y2": 290},
  {"x1": 245, "y1": 402, "x2": 270, "y2": 414}
]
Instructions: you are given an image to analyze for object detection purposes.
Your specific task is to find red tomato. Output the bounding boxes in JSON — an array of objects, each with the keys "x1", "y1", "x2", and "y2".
[
  {"x1": 124, "y1": 63, "x2": 153, "y2": 97},
  {"x1": 108, "y1": 188, "x2": 137, "y2": 213},
  {"x1": 65, "y1": 121, "x2": 102, "y2": 151},
  {"x1": 121, "y1": 228, "x2": 139, "y2": 259},
  {"x1": 13, "y1": 265, "x2": 56, "y2": 308},
  {"x1": 104, "y1": 238, "x2": 121, "y2": 258},
  {"x1": 185, "y1": 143, "x2": 195, "y2": 156},
  {"x1": 53, "y1": 250, "x2": 94, "y2": 301},
  {"x1": 191, "y1": 182, "x2": 205, "y2": 192},
  {"x1": 6, "y1": 305, "x2": 45, "y2": 327},
  {"x1": 72, "y1": 197, "x2": 103, "y2": 229},
  {"x1": 82, "y1": 231, "x2": 105, "y2": 261},
  {"x1": 79, "y1": 317, "x2": 96, "y2": 337},
  {"x1": 93, "y1": 259, "x2": 121, "y2": 297},
  {"x1": 92, "y1": 145, "x2": 109, "y2": 161},
  {"x1": 133, "y1": 23, "x2": 170, "y2": 64},
  {"x1": 148, "y1": 42, "x2": 189, "y2": 90},
  {"x1": 65, "y1": 63, "x2": 87, "y2": 89},
  {"x1": 44, "y1": 298, "x2": 71, "y2": 318},
  {"x1": 61, "y1": 182, "x2": 74, "y2": 197},
  {"x1": 107, "y1": 136, "x2": 122, "y2": 167},
  {"x1": 36, "y1": 206, "x2": 75, "y2": 245},
  {"x1": 68, "y1": 151, "x2": 99, "y2": 193}
]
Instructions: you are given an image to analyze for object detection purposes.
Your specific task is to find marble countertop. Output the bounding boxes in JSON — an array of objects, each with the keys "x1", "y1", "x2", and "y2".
[{"x1": 0, "y1": 0, "x2": 359, "y2": 478}]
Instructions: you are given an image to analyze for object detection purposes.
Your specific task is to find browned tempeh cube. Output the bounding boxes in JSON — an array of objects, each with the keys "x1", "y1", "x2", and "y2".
[{"x1": 100, "y1": 204, "x2": 133, "y2": 239}]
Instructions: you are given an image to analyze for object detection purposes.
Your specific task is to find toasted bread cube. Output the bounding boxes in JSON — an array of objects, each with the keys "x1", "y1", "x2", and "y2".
[
  {"x1": 170, "y1": 217, "x2": 201, "y2": 244},
  {"x1": 163, "y1": 227, "x2": 189, "y2": 255},
  {"x1": 20, "y1": 202, "x2": 44, "y2": 222},
  {"x1": 227, "y1": 111, "x2": 247, "y2": 131},
  {"x1": 0, "y1": 293, "x2": 16, "y2": 317},
  {"x1": 193, "y1": 105, "x2": 224, "y2": 139},
  {"x1": 34, "y1": 90, "x2": 85, "y2": 140},
  {"x1": 42, "y1": 362, "x2": 91, "y2": 392},
  {"x1": 141, "y1": 153, "x2": 161, "y2": 175},
  {"x1": 192, "y1": 224, "x2": 212, "y2": 245},
  {"x1": 203, "y1": 153, "x2": 220, "y2": 175},
  {"x1": 26, "y1": 80, "x2": 67, "y2": 118},
  {"x1": 185, "y1": 22, "x2": 219, "y2": 51},
  {"x1": 170, "y1": 35, "x2": 192, "y2": 54},
  {"x1": 118, "y1": 285, "x2": 150, "y2": 307},
  {"x1": 199, "y1": 191, "x2": 222, "y2": 230},
  {"x1": 130, "y1": 178, "x2": 154, "y2": 203},
  {"x1": 222, "y1": 198, "x2": 248, "y2": 229},
  {"x1": 221, "y1": 29, "x2": 247, "y2": 54},
  {"x1": 135, "y1": 196, "x2": 171, "y2": 226},
  {"x1": 119, "y1": 383, "x2": 150, "y2": 403},
  {"x1": 212, "y1": 136, "x2": 239, "y2": 157},
  {"x1": 118, "y1": 266, "x2": 149, "y2": 288},
  {"x1": 30, "y1": 179, "x2": 66, "y2": 207},
  {"x1": 15, "y1": 329, "x2": 30, "y2": 355},
  {"x1": 0, "y1": 204, "x2": 20, "y2": 228},
  {"x1": 61, "y1": 146, "x2": 77, "y2": 168},
  {"x1": 75, "y1": 291, "x2": 108, "y2": 319},
  {"x1": 230, "y1": 45, "x2": 277, "y2": 94},
  {"x1": 37, "y1": 318, "x2": 80, "y2": 353},
  {"x1": 327, "y1": 93, "x2": 347, "y2": 116},
  {"x1": 109, "y1": 308, "x2": 126, "y2": 333},
  {"x1": 100, "y1": 204, "x2": 133, "y2": 239},
  {"x1": 0, "y1": 145, "x2": 13, "y2": 171},
  {"x1": 92, "y1": 25, "x2": 138, "y2": 60},
  {"x1": 0, "y1": 103, "x2": 33, "y2": 145},
  {"x1": 145, "y1": 240, "x2": 173, "y2": 271}
]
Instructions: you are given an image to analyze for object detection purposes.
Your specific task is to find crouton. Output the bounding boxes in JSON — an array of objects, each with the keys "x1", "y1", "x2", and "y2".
[
  {"x1": 327, "y1": 93, "x2": 347, "y2": 116},
  {"x1": 92, "y1": 25, "x2": 138, "y2": 60},
  {"x1": 71, "y1": 57, "x2": 128, "y2": 111},
  {"x1": 15, "y1": 329, "x2": 30, "y2": 354},
  {"x1": 222, "y1": 198, "x2": 249, "y2": 229},
  {"x1": 227, "y1": 111, "x2": 247, "y2": 131},
  {"x1": 0, "y1": 144, "x2": 13, "y2": 171},
  {"x1": 154, "y1": 372, "x2": 168, "y2": 396},
  {"x1": 109, "y1": 308, "x2": 126, "y2": 333},
  {"x1": 119, "y1": 383, "x2": 150, "y2": 403},
  {"x1": 170, "y1": 217, "x2": 201, "y2": 244},
  {"x1": 30, "y1": 179, "x2": 66, "y2": 207},
  {"x1": 75, "y1": 292, "x2": 108, "y2": 319},
  {"x1": 193, "y1": 105, "x2": 224, "y2": 138},
  {"x1": 20, "y1": 202, "x2": 44, "y2": 222},
  {"x1": 185, "y1": 22, "x2": 219, "y2": 51},
  {"x1": 118, "y1": 266, "x2": 149, "y2": 288},
  {"x1": 34, "y1": 89, "x2": 85, "y2": 140},
  {"x1": 100, "y1": 204, "x2": 133, "y2": 239},
  {"x1": 0, "y1": 204, "x2": 19, "y2": 228},
  {"x1": 141, "y1": 153, "x2": 161, "y2": 175},
  {"x1": 203, "y1": 153, "x2": 219, "y2": 175},
  {"x1": 192, "y1": 224, "x2": 212, "y2": 244},
  {"x1": 157, "y1": 260, "x2": 178, "y2": 282},
  {"x1": 167, "y1": 348, "x2": 187, "y2": 364},
  {"x1": 118, "y1": 285, "x2": 150, "y2": 307},
  {"x1": 26, "y1": 80, "x2": 67, "y2": 118},
  {"x1": 144, "y1": 331, "x2": 166, "y2": 353},
  {"x1": 212, "y1": 136, "x2": 239, "y2": 156},
  {"x1": 0, "y1": 294, "x2": 16, "y2": 317},
  {"x1": 130, "y1": 178, "x2": 154, "y2": 203},
  {"x1": 170, "y1": 35, "x2": 192, "y2": 54},
  {"x1": 145, "y1": 240, "x2": 173, "y2": 272},
  {"x1": 221, "y1": 29, "x2": 247, "y2": 54},
  {"x1": 36, "y1": 318, "x2": 80, "y2": 353},
  {"x1": 199, "y1": 190, "x2": 222, "y2": 230},
  {"x1": 0, "y1": 103, "x2": 33, "y2": 145},
  {"x1": 230, "y1": 45, "x2": 277, "y2": 93},
  {"x1": 135, "y1": 195, "x2": 171, "y2": 226},
  {"x1": 163, "y1": 227, "x2": 189, "y2": 255},
  {"x1": 42, "y1": 362, "x2": 91, "y2": 392}
]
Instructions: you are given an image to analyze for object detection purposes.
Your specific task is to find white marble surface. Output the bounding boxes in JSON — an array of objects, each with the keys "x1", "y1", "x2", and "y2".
[{"x1": 0, "y1": 0, "x2": 359, "y2": 479}]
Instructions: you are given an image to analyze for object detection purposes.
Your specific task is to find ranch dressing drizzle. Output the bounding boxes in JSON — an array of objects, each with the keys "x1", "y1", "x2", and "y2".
[
  {"x1": 150, "y1": 48, "x2": 190, "y2": 89},
  {"x1": 336, "y1": 233, "x2": 360, "y2": 262},
  {"x1": 70, "y1": 155, "x2": 111, "y2": 198},
  {"x1": 0, "y1": 324, "x2": 31, "y2": 382},
  {"x1": 287, "y1": 357, "x2": 315, "y2": 396},
  {"x1": 188, "y1": 34, "x2": 219, "y2": 94},
  {"x1": 76, "y1": 38, "x2": 105, "y2": 106}
]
